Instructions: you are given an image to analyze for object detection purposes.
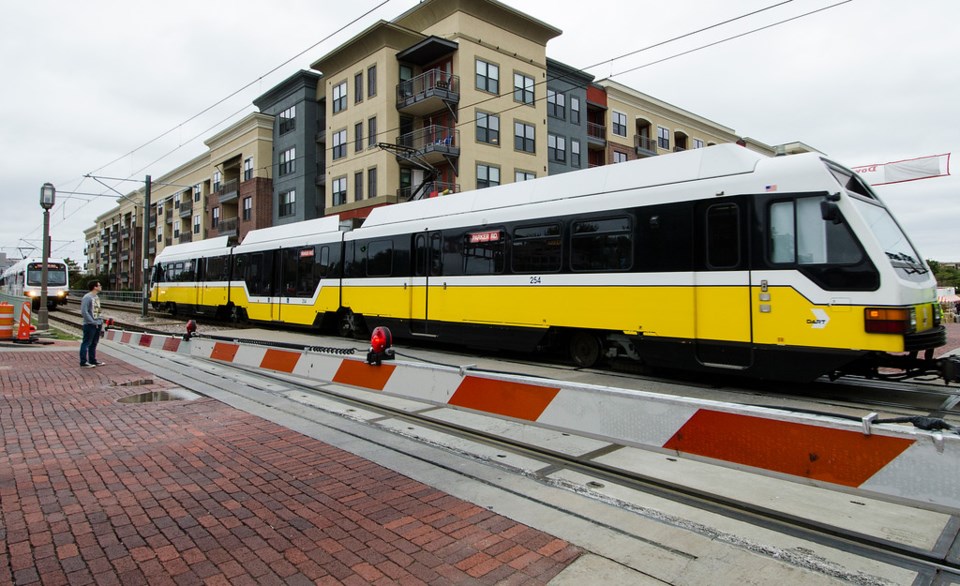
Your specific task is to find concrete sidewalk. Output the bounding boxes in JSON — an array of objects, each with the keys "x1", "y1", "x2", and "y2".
[{"x1": 0, "y1": 344, "x2": 581, "y2": 585}]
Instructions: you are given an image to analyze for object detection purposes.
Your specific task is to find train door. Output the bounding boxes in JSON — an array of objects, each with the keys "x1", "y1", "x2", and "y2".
[
  {"x1": 693, "y1": 201, "x2": 753, "y2": 369},
  {"x1": 411, "y1": 231, "x2": 443, "y2": 336},
  {"x1": 244, "y1": 251, "x2": 277, "y2": 321}
]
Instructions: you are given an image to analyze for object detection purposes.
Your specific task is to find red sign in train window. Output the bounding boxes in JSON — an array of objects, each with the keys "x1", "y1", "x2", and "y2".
[{"x1": 468, "y1": 230, "x2": 501, "y2": 244}]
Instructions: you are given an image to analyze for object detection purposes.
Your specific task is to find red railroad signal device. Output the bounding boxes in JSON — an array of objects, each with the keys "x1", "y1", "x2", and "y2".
[
  {"x1": 366, "y1": 326, "x2": 394, "y2": 365},
  {"x1": 184, "y1": 320, "x2": 197, "y2": 341}
]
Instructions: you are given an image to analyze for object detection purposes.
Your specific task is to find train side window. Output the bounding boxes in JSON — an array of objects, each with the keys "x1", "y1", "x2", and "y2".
[
  {"x1": 769, "y1": 201, "x2": 796, "y2": 263},
  {"x1": 317, "y1": 246, "x2": 330, "y2": 279},
  {"x1": 571, "y1": 217, "x2": 632, "y2": 271},
  {"x1": 296, "y1": 247, "x2": 316, "y2": 296},
  {"x1": 706, "y1": 204, "x2": 739, "y2": 268},
  {"x1": 769, "y1": 198, "x2": 863, "y2": 265},
  {"x1": 512, "y1": 224, "x2": 561, "y2": 273},
  {"x1": 461, "y1": 230, "x2": 505, "y2": 275},
  {"x1": 366, "y1": 240, "x2": 393, "y2": 277}
]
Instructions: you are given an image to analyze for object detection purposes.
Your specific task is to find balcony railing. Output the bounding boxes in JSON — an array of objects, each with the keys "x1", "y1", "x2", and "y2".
[
  {"x1": 178, "y1": 201, "x2": 193, "y2": 218},
  {"x1": 396, "y1": 125, "x2": 460, "y2": 164},
  {"x1": 178, "y1": 233, "x2": 193, "y2": 244},
  {"x1": 397, "y1": 180, "x2": 460, "y2": 201},
  {"x1": 217, "y1": 179, "x2": 239, "y2": 203},
  {"x1": 218, "y1": 216, "x2": 239, "y2": 235},
  {"x1": 587, "y1": 122, "x2": 606, "y2": 141},
  {"x1": 396, "y1": 69, "x2": 460, "y2": 116},
  {"x1": 635, "y1": 134, "x2": 657, "y2": 156}
]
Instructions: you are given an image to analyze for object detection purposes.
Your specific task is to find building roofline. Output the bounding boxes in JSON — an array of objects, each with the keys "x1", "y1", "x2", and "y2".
[{"x1": 598, "y1": 78, "x2": 736, "y2": 136}]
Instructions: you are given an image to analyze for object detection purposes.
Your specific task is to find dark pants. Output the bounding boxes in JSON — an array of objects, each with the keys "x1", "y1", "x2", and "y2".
[{"x1": 80, "y1": 323, "x2": 100, "y2": 365}]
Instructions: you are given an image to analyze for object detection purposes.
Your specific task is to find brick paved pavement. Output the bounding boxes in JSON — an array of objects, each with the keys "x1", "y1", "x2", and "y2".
[{"x1": 0, "y1": 346, "x2": 581, "y2": 585}]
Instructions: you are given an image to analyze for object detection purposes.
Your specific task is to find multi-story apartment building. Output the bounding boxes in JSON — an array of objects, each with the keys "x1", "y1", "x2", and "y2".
[
  {"x1": 87, "y1": 195, "x2": 142, "y2": 291},
  {"x1": 84, "y1": 113, "x2": 274, "y2": 284},
  {"x1": 254, "y1": 71, "x2": 325, "y2": 224},
  {"x1": 310, "y1": 0, "x2": 562, "y2": 223}
]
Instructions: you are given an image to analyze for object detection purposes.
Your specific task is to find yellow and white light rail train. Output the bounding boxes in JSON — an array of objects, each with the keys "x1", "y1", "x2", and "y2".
[{"x1": 150, "y1": 145, "x2": 955, "y2": 382}]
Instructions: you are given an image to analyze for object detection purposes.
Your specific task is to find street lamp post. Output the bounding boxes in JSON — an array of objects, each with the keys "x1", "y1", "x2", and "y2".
[{"x1": 38, "y1": 182, "x2": 56, "y2": 332}]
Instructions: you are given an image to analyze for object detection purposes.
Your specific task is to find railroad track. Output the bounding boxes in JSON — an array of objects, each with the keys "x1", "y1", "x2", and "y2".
[{"x1": 103, "y1": 339, "x2": 960, "y2": 583}]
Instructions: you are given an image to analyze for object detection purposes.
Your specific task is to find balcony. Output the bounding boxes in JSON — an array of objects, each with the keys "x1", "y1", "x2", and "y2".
[
  {"x1": 396, "y1": 69, "x2": 460, "y2": 117},
  {"x1": 217, "y1": 178, "x2": 239, "y2": 203},
  {"x1": 395, "y1": 125, "x2": 460, "y2": 165},
  {"x1": 178, "y1": 201, "x2": 193, "y2": 218},
  {"x1": 587, "y1": 122, "x2": 606, "y2": 148},
  {"x1": 218, "y1": 216, "x2": 239, "y2": 236},
  {"x1": 165, "y1": 210, "x2": 173, "y2": 223},
  {"x1": 635, "y1": 135, "x2": 657, "y2": 158},
  {"x1": 178, "y1": 233, "x2": 193, "y2": 244},
  {"x1": 397, "y1": 180, "x2": 460, "y2": 201}
]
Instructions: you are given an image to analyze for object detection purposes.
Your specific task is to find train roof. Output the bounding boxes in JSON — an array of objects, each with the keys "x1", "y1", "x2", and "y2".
[
  {"x1": 360, "y1": 144, "x2": 767, "y2": 230},
  {"x1": 154, "y1": 236, "x2": 231, "y2": 263},
  {"x1": 2, "y1": 257, "x2": 68, "y2": 277},
  {"x1": 233, "y1": 215, "x2": 343, "y2": 254}
]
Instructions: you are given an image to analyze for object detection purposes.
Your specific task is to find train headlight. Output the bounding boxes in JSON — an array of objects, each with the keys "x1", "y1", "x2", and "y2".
[
  {"x1": 864, "y1": 307, "x2": 917, "y2": 334},
  {"x1": 25, "y1": 291, "x2": 37, "y2": 297}
]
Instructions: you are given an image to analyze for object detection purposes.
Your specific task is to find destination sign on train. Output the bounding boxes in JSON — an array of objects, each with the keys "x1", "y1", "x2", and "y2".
[{"x1": 468, "y1": 230, "x2": 501, "y2": 243}]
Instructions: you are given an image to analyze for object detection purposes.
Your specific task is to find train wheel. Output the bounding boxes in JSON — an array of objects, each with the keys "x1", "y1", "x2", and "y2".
[
  {"x1": 338, "y1": 311, "x2": 358, "y2": 338},
  {"x1": 569, "y1": 331, "x2": 602, "y2": 368}
]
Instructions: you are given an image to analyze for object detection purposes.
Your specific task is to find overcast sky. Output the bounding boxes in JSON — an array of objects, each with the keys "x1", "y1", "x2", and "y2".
[{"x1": 1, "y1": 0, "x2": 957, "y2": 266}]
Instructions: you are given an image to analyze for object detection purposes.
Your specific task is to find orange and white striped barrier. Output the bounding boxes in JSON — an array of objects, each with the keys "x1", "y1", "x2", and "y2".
[
  {"x1": 0, "y1": 302, "x2": 13, "y2": 340},
  {"x1": 106, "y1": 330, "x2": 960, "y2": 513},
  {"x1": 103, "y1": 329, "x2": 192, "y2": 355},
  {"x1": 15, "y1": 301, "x2": 33, "y2": 341}
]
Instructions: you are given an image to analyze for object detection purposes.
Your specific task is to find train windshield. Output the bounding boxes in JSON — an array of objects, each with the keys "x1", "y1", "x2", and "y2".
[
  {"x1": 26, "y1": 263, "x2": 68, "y2": 286},
  {"x1": 825, "y1": 162, "x2": 927, "y2": 279}
]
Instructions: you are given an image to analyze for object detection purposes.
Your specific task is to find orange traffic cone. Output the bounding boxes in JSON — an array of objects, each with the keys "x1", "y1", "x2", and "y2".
[{"x1": 15, "y1": 301, "x2": 33, "y2": 343}]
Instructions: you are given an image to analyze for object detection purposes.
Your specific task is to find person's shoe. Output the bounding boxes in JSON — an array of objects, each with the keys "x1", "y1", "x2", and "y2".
[
  {"x1": 93, "y1": 361, "x2": 106, "y2": 367},
  {"x1": 81, "y1": 363, "x2": 95, "y2": 369}
]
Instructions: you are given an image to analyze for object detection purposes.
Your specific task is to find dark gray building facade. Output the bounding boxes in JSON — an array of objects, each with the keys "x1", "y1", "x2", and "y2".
[
  {"x1": 545, "y1": 59, "x2": 594, "y2": 177},
  {"x1": 254, "y1": 70, "x2": 325, "y2": 224}
]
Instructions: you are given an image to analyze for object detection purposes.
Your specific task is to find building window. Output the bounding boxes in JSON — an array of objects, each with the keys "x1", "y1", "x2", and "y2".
[
  {"x1": 279, "y1": 147, "x2": 296, "y2": 175},
  {"x1": 332, "y1": 81, "x2": 347, "y2": 113},
  {"x1": 279, "y1": 106, "x2": 296, "y2": 134},
  {"x1": 242, "y1": 197, "x2": 252, "y2": 221},
  {"x1": 513, "y1": 73, "x2": 534, "y2": 105},
  {"x1": 477, "y1": 164, "x2": 500, "y2": 189},
  {"x1": 243, "y1": 158, "x2": 253, "y2": 181},
  {"x1": 548, "y1": 134, "x2": 566, "y2": 162},
  {"x1": 355, "y1": 122, "x2": 363, "y2": 153},
  {"x1": 332, "y1": 177, "x2": 347, "y2": 206},
  {"x1": 613, "y1": 150, "x2": 628, "y2": 164},
  {"x1": 212, "y1": 207, "x2": 220, "y2": 228},
  {"x1": 571, "y1": 96, "x2": 581, "y2": 125},
  {"x1": 213, "y1": 170, "x2": 222, "y2": 192},
  {"x1": 332, "y1": 129, "x2": 347, "y2": 160},
  {"x1": 476, "y1": 59, "x2": 499, "y2": 94},
  {"x1": 612, "y1": 111, "x2": 627, "y2": 137},
  {"x1": 368, "y1": 167, "x2": 377, "y2": 198},
  {"x1": 368, "y1": 116, "x2": 377, "y2": 147},
  {"x1": 515, "y1": 171, "x2": 535, "y2": 182},
  {"x1": 694, "y1": 138, "x2": 705, "y2": 149},
  {"x1": 658, "y1": 126, "x2": 670, "y2": 150},
  {"x1": 354, "y1": 171, "x2": 363, "y2": 200},
  {"x1": 476, "y1": 111, "x2": 500, "y2": 145},
  {"x1": 571, "y1": 139, "x2": 581, "y2": 167},
  {"x1": 354, "y1": 72, "x2": 363, "y2": 104},
  {"x1": 514, "y1": 122, "x2": 535, "y2": 153},
  {"x1": 193, "y1": 184, "x2": 201, "y2": 202},
  {"x1": 173, "y1": 227, "x2": 179, "y2": 239},
  {"x1": 279, "y1": 190, "x2": 296, "y2": 217},
  {"x1": 193, "y1": 214, "x2": 201, "y2": 234},
  {"x1": 367, "y1": 64, "x2": 377, "y2": 97},
  {"x1": 547, "y1": 89, "x2": 565, "y2": 119}
]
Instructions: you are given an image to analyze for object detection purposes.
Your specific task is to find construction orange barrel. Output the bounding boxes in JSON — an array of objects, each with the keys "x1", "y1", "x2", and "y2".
[{"x1": 0, "y1": 302, "x2": 13, "y2": 340}]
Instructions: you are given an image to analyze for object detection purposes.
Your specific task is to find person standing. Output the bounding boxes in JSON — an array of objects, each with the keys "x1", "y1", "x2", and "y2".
[{"x1": 79, "y1": 280, "x2": 104, "y2": 368}]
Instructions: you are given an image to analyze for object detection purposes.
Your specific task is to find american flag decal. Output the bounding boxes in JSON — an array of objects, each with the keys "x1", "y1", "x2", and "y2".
[{"x1": 765, "y1": 184, "x2": 778, "y2": 192}]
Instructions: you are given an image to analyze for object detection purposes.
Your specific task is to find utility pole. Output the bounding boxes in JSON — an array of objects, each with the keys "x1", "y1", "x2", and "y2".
[{"x1": 140, "y1": 175, "x2": 152, "y2": 320}]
